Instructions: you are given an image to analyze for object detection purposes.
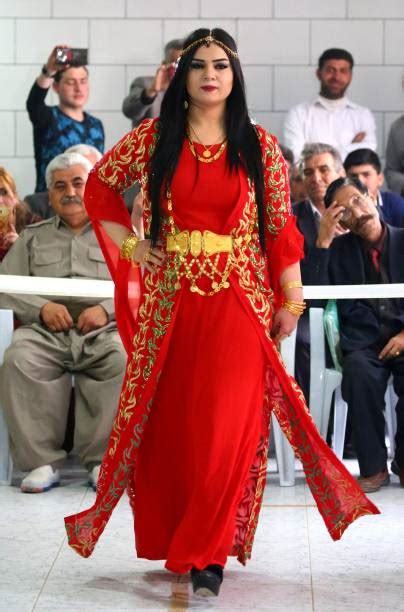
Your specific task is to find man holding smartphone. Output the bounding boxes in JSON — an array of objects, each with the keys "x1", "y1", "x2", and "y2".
[
  {"x1": 26, "y1": 45, "x2": 104, "y2": 192},
  {"x1": 122, "y1": 39, "x2": 183, "y2": 128}
]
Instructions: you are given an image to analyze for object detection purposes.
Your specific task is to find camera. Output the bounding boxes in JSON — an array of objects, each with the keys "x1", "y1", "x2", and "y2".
[{"x1": 55, "y1": 47, "x2": 88, "y2": 66}]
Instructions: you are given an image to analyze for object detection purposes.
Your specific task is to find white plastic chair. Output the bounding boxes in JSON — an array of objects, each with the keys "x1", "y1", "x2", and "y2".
[
  {"x1": 272, "y1": 330, "x2": 297, "y2": 486},
  {"x1": 309, "y1": 307, "x2": 398, "y2": 460},
  {"x1": 0, "y1": 309, "x2": 14, "y2": 485},
  {"x1": 309, "y1": 308, "x2": 342, "y2": 439},
  {"x1": 332, "y1": 378, "x2": 397, "y2": 460}
]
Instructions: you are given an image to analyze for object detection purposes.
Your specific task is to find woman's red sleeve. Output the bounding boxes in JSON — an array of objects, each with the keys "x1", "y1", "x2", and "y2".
[
  {"x1": 258, "y1": 127, "x2": 304, "y2": 309},
  {"x1": 84, "y1": 120, "x2": 157, "y2": 353}
]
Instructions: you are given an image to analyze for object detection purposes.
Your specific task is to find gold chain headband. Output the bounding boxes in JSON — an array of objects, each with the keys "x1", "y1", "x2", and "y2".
[{"x1": 180, "y1": 32, "x2": 239, "y2": 60}]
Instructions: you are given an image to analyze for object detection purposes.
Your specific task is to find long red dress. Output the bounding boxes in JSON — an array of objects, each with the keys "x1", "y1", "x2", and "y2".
[{"x1": 64, "y1": 119, "x2": 379, "y2": 569}]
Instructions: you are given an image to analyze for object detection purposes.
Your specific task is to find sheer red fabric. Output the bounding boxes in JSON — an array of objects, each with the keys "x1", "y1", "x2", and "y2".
[{"x1": 64, "y1": 120, "x2": 379, "y2": 567}]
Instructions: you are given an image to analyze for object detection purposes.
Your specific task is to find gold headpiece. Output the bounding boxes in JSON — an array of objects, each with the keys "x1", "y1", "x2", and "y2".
[{"x1": 180, "y1": 31, "x2": 239, "y2": 60}]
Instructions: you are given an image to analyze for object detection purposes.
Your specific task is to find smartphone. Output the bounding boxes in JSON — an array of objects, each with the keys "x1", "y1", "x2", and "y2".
[
  {"x1": 0, "y1": 205, "x2": 11, "y2": 230},
  {"x1": 55, "y1": 47, "x2": 88, "y2": 66}
]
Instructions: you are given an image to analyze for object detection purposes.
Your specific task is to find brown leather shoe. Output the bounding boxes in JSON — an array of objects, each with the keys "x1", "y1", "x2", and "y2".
[
  {"x1": 391, "y1": 460, "x2": 404, "y2": 487},
  {"x1": 357, "y1": 469, "x2": 390, "y2": 493}
]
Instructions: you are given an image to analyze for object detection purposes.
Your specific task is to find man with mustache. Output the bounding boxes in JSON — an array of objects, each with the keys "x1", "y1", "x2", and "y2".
[
  {"x1": 315, "y1": 177, "x2": 404, "y2": 493},
  {"x1": 283, "y1": 48, "x2": 376, "y2": 163},
  {"x1": 0, "y1": 152, "x2": 126, "y2": 493},
  {"x1": 292, "y1": 142, "x2": 345, "y2": 402}
]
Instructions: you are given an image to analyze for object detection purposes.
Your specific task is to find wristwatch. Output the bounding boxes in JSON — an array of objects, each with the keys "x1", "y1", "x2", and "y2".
[{"x1": 41, "y1": 64, "x2": 55, "y2": 78}]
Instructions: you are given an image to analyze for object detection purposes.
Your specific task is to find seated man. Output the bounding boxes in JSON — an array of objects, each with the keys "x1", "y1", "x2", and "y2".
[
  {"x1": 0, "y1": 152, "x2": 126, "y2": 493},
  {"x1": 344, "y1": 148, "x2": 404, "y2": 227},
  {"x1": 315, "y1": 176, "x2": 404, "y2": 492},
  {"x1": 292, "y1": 143, "x2": 345, "y2": 401},
  {"x1": 24, "y1": 144, "x2": 102, "y2": 220}
]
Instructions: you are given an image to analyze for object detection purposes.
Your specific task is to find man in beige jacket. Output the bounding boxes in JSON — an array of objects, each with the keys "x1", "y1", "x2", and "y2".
[{"x1": 0, "y1": 152, "x2": 126, "y2": 493}]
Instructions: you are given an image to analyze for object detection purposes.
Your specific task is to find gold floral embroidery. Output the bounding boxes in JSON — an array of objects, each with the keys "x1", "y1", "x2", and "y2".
[
  {"x1": 258, "y1": 129, "x2": 290, "y2": 236},
  {"x1": 97, "y1": 119, "x2": 157, "y2": 193}
]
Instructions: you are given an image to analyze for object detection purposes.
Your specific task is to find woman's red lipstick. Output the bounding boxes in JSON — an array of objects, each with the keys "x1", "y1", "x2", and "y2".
[{"x1": 201, "y1": 86, "x2": 217, "y2": 91}]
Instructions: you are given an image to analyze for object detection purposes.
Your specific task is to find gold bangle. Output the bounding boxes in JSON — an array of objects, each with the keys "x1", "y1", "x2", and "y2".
[
  {"x1": 285, "y1": 299, "x2": 306, "y2": 307},
  {"x1": 283, "y1": 299, "x2": 306, "y2": 317},
  {"x1": 283, "y1": 304, "x2": 305, "y2": 317},
  {"x1": 282, "y1": 280, "x2": 303, "y2": 291},
  {"x1": 120, "y1": 233, "x2": 139, "y2": 262}
]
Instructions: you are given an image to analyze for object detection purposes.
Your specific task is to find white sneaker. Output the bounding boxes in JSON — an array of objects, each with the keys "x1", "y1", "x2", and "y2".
[
  {"x1": 88, "y1": 465, "x2": 101, "y2": 492},
  {"x1": 21, "y1": 465, "x2": 60, "y2": 493}
]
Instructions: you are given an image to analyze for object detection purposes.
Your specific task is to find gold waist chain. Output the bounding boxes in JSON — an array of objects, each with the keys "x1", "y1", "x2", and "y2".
[{"x1": 165, "y1": 189, "x2": 252, "y2": 297}]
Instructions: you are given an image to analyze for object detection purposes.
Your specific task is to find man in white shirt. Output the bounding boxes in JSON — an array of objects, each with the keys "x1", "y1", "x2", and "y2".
[{"x1": 283, "y1": 48, "x2": 377, "y2": 163}]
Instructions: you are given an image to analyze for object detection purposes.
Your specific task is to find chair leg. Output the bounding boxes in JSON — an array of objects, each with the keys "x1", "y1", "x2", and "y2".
[
  {"x1": 332, "y1": 386, "x2": 348, "y2": 461},
  {"x1": 0, "y1": 408, "x2": 13, "y2": 485},
  {"x1": 0, "y1": 309, "x2": 14, "y2": 485},
  {"x1": 272, "y1": 415, "x2": 295, "y2": 487},
  {"x1": 385, "y1": 381, "x2": 398, "y2": 459}
]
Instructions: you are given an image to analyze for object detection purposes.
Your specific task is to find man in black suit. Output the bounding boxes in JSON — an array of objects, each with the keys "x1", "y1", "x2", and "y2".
[
  {"x1": 292, "y1": 143, "x2": 345, "y2": 401},
  {"x1": 344, "y1": 148, "x2": 404, "y2": 228},
  {"x1": 316, "y1": 177, "x2": 404, "y2": 493}
]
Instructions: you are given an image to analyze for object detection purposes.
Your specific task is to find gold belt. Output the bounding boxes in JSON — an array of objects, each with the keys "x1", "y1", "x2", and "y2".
[{"x1": 166, "y1": 230, "x2": 233, "y2": 257}]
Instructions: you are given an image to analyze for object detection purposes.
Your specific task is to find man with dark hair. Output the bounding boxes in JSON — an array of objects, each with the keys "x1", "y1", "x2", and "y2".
[
  {"x1": 313, "y1": 177, "x2": 404, "y2": 493},
  {"x1": 344, "y1": 148, "x2": 404, "y2": 227},
  {"x1": 26, "y1": 45, "x2": 104, "y2": 192},
  {"x1": 122, "y1": 39, "x2": 183, "y2": 127},
  {"x1": 283, "y1": 48, "x2": 376, "y2": 162}
]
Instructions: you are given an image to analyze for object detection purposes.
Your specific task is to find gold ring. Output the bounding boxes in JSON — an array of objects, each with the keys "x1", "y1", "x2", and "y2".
[{"x1": 143, "y1": 250, "x2": 151, "y2": 263}]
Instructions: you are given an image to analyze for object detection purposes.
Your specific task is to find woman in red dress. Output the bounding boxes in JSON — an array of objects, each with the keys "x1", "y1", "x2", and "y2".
[{"x1": 65, "y1": 28, "x2": 378, "y2": 597}]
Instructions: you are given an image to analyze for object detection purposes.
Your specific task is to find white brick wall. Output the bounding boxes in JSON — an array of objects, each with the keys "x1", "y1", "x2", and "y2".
[{"x1": 1, "y1": 0, "x2": 404, "y2": 196}]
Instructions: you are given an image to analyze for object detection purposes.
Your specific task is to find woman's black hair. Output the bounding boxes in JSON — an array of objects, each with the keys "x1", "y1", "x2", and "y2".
[
  {"x1": 149, "y1": 27, "x2": 266, "y2": 250},
  {"x1": 324, "y1": 176, "x2": 368, "y2": 208}
]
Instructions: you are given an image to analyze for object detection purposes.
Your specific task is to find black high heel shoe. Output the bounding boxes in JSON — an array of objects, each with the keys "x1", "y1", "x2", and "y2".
[{"x1": 191, "y1": 565, "x2": 224, "y2": 597}]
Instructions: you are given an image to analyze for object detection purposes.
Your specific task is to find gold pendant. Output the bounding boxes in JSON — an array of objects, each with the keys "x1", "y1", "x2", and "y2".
[{"x1": 202, "y1": 150, "x2": 211, "y2": 158}]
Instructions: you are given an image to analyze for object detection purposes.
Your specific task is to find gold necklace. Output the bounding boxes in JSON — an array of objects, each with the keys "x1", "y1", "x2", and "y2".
[
  {"x1": 187, "y1": 138, "x2": 227, "y2": 164},
  {"x1": 188, "y1": 123, "x2": 226, "y2": 159}
]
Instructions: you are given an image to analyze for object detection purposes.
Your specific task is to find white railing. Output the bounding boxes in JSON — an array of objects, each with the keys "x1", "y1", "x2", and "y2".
[
  {"x1": 0, "y1": 276, "x2": 403, "y2": 486},
  {"x1": 0, "y1": 275, "x2": 403, "y2": 299}
]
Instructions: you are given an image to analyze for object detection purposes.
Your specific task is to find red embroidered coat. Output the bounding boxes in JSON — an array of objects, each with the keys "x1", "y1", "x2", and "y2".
[{"x1": 65, "y1": 119, "x2": 379, "y2": 564}]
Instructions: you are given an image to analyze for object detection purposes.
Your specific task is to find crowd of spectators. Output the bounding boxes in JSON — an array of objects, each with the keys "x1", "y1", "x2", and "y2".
[{"x1": 0, "y1": 39, "x2": 403, "y2": 495}]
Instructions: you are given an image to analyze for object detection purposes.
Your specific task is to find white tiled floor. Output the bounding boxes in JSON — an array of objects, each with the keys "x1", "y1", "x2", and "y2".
[{"x1": 1, "y1": 458, "x2": 403, "y2": 612}]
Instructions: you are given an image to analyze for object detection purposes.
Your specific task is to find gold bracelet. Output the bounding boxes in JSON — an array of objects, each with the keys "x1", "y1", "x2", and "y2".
[
  {"x1": 120, "y1": 233, "x2": 139, "y2": 262},
  {"x1": 283, "y1": 299, "x2": 306, "y2": 317},
  {"x1": 282, "y1": 280, "x2": 303, "y2": 291}
]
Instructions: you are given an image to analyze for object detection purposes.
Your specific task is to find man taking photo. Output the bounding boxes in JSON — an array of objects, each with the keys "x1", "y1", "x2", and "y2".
[{"x1": 27, "y1": 45, "x2": 104, "y2": 192}]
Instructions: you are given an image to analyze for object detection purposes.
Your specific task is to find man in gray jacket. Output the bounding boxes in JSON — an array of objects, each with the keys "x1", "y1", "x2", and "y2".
[
  {"x1": 122, "y1": 39, "x2": 183, "y2": 127},
  {"x1": 385, "y1": 116, "x2": 404, "y2": 196},
  {"x1": 0, "y1": 152, "x2": 126, "y2": 493}
]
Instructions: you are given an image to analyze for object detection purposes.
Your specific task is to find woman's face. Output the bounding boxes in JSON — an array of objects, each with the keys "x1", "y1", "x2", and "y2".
[
  {"x1": 186, "y1": 43, "x2": 234, "y2": 109},
  {"x1": 0, "y1": 180, "x2": 17, "y2": 209},
  {"x1": 0, "y1": 180, "x2": 17, "y2": 232}
]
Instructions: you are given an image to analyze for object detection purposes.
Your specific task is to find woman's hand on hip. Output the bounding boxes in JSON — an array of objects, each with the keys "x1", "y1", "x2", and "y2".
[
  {"x1": 271, "y1": 308, "x2": 299, "y2": 346},
  {"x1": 134, "y1": 239, "x2": 165, "y2": 272}
]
